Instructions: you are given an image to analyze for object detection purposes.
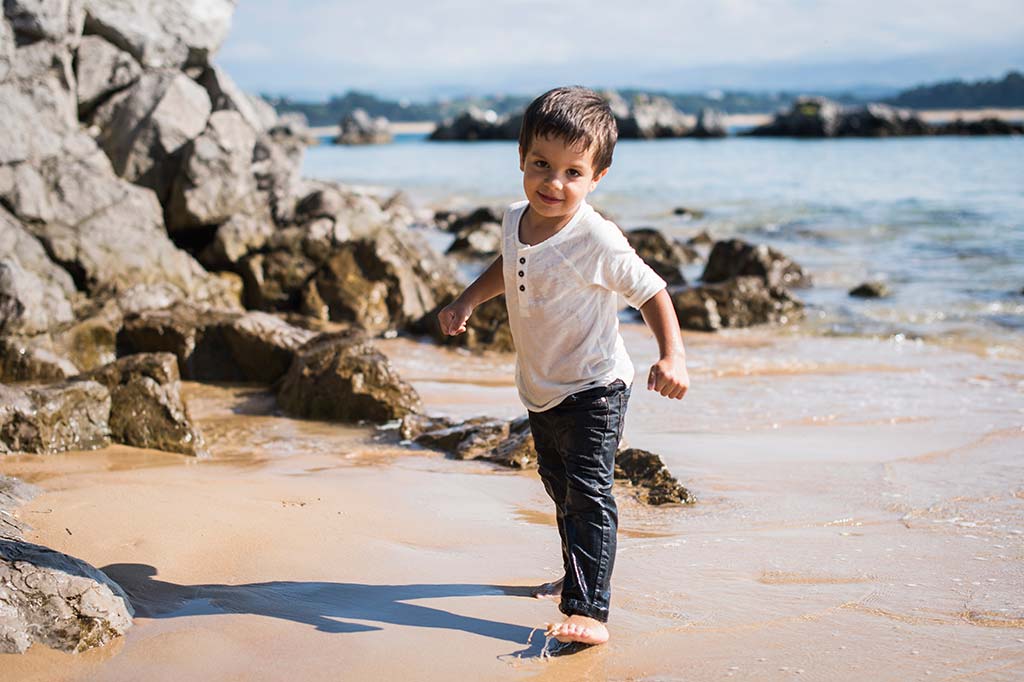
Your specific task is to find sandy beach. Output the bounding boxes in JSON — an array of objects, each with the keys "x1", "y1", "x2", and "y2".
[{"x1": 2, "y1": 322, "x2": 1021, "y2": 681}]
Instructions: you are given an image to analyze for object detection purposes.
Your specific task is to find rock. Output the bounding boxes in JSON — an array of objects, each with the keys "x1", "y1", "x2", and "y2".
[
  {"x1": 83, "y1": 0, "x2": 235, "y2": 69},
  {"x1": 413, "y1": 416, "x2": 512, "y2": 460},
  {"x1": 252, "y1": 128, "x2": 306, "y2": 225},
  {"x1": 397, "y1": 413, "x2": 456, "y2": 441},
  {"x1": 624, "y1": 227, "x2": 691, "y2": 286},
  {"x1": 16, "y1": 134, "x2": 234, "y2": 306},
  {"x1": 837, "y1": 103, "x2": 929, "y2": 137},
  {"x1": 933, "y1": 117, "x2": 1024, "y2": 135},
  {"x1": 0, "y1": 335, "x2": 79, "y2": 381},
  {"x1": 77, "y1": 352, "x2": 207, "y2": 456},
  {"x1": 117, "y1": 305, "x2": 315, "y2": 384},
  {"x1": 446, "y1": 219, "x2": 502, "y2": 258},
  {"x1": 89, "y1": 69, "x2": 212, "y2": 201},
  {"x1": 0, "y1": 16, "x2": 12, "y2": 82},
  {"x1": 439, "y1": 206, "x2": 503, "y2": 233},
  {"x1": 614, "y1": 448, "x2": 695, "y2": 505},
  {"x1": 414, "y1": 295, "x2": 514, "y2": 352},
  {"x1": 277, "y1": 330, "x2": 422, "y2": 423},
  {"x1": 673, "y1": 207, "x2": 706, "y2": 219},
  {"x1": 0, "y1": 206, "x2": 76, "y2": 336},
  {"x1": 74, "y1": 34, "x2": 141, "y2": 117},
  {"x1": 312, "y1": 246, "x2": 391, "y2": 332},
  {"x1": 166, "y1": 110, "x2": 258, "y2": 231},
  {"x1": 1, "y1": 474, "x2": 39, "y2": 541},
  {"x1": 0, "y1": 538, "x2": 133, "y2": 653},
  {"x1": 690, "y1": 108, "x2": 727, "y2": 138},
  {"x1": 849, "y1": 281, "x2": 890, "y2": 298},
  {"x1": 3, "y1": 0, "x2": 85, "y2": 44},
  {"x1": 335, "y1": 108, "x2": 392, "y2": 145},
  {"x1": 747, "y1": 96, "x2": 843, "y2": 137},
  {"x1": 686, "y1": 230, "x2": 714, "y2": 246},
  {"x1": 480, "y1": 416, "x2": 536, "y2": 469},
  {"x1": 0, "y1": 379, "x2": 110, "y2": 454},
  {"x1": 616, "y1": 94, "x2": 690, "y2": 139},
  {"x1": 429, "y1": 107, "x2": 522, "y2": 141},
  {"x1": 701, "y1": 238, "x2": 810, "y2": 289},
  {"x1": 198, "y1": 210, "x2": 275, "y2": 270},
  {"x1": 197, "y1": 64, "x2": 277, "y2": 132},
  {"x1": 669, "y1": 276, "x2": 803, "y2": 331}
]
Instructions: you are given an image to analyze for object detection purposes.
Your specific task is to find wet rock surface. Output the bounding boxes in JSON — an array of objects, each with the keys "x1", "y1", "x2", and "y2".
[
  {"x1": 614, "y1": 448, "x2": 696, "y2": 505},
  {"x1": 77, "y1": 352, "x2": 207, "y2": 457},
  {"x1": 0, "y1": 538, "x2": 134, "y2": 654},
  {"x1": 0, "y1": 380, "x2": 111, "y2": 455},
  {"x1": 277, "y1": 331, "x2": 423, "y2": 423},
  {"x1": 702, "y1": 238, "x2": 810, "y2": 289},
  {"x1": 670, "y1": 276, "x2": 804, "y2": 331}
]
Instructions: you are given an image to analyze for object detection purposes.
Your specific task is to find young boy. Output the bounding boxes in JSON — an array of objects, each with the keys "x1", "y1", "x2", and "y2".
[{"x1": 438, "y1": 86, "x2": 689, "y2": 646}]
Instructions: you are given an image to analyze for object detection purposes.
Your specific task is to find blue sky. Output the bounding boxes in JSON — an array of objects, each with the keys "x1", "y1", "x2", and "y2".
[{"x1": 218, "y1": 0, "x2": 1024, "y2": 99}]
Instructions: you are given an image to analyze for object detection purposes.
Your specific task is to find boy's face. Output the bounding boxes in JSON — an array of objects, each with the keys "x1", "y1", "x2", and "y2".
[{"x1": 519, "y1": 134, "x2": 608, "y2": 225}]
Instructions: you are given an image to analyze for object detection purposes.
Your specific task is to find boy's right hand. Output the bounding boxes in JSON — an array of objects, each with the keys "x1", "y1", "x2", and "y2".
[{"x1": 438, "y1": 299, "x2": 473, "y2": 336}]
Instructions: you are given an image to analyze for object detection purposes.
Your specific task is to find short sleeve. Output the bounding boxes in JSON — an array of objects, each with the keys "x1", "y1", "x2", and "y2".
[{"x1": 586, "y1": 220, "x2": 667, "y2": 309}]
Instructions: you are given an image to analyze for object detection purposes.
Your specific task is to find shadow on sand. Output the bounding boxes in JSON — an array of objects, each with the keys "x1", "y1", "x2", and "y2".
[{"x1": 101, "y1": 563, "x2": 565, "y2": 658}]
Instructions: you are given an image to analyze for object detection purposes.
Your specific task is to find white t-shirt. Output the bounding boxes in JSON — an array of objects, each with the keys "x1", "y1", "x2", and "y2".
[{"x1": 501, "y1": 199, "x2": 667, "y2": 412}]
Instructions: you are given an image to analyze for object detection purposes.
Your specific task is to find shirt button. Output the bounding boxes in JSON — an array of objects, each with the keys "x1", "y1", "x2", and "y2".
[
  {"x1": 519, "y1": 257, "x2": 525, "y2": 264},
  {"x1": 518, "y1": 270, "x2": 524, "y2": 277},
  {"x1": 519, "y1": 285, "x2": 525, "y2": 292}
]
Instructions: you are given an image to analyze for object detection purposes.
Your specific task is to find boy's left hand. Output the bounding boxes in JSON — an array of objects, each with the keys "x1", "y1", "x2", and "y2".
[{"x1": 647, "y1": 354, "x2": 689, "y2": 400}]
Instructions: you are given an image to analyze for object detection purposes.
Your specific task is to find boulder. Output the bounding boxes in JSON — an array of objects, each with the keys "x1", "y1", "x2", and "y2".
[
  {"x1": 166, "y1": 110, "x2": 258, "y2": 231},
  {"x1": 934, "y1": 118, "x2": 1024, "y2": 135},
  {"x1": 413, "y1": 417, "x2": 513, "y2": 460},
  {"x1": 277, "y1": 331, "x2": 422, "y2": 423},
  {"x1": 624, "y1": 227, "x2": 691, "y2": 286},
  {"x1": 3, "y1": 0, "x2": 85, "y2": 45},
  {"x1": 429, "y1": 107, "x2": 522, "y2": 141},
  {"x1": 478, "y1": 416, "x2": 536, "y2": 469},
  {"x1": 616, "y1": 94, "x2": 690, "y2": 139},
  {"x1": 0, "y1": 335, "x2": 79, "y2": 382},
  {"x1": 690, "y1": 107, "x2": 727, "y2": 138},
  {"x1": 0, "y1": 16, "x2": 12, "y2": 82},
  {"x1": 73, "y1": 34, "x2": 141, "y2": 116},
  {"x1": 747, "y1": 96, "x2": 843, "y2": 137},
  {"x1": 197, "y1": 64, "x2": 277, "y2": 132},
  {"x1": 117, "y1": 305, "x2": 315, "y2": 384},
  {"x1": 414, "y1": 295, "x2": 514, "y2": 352},
  {"x1": 849, "y1": 281, "x2": 890, "y2": 298},
  {"x1": 0, "y1": 538, "x2": 133, "y2": 654},
  {"x1": 89, "y1": 69, "x2": 212, "y2": 202},
  {"x1": 836, "y1": 103, "x2": 929, "y2": 137},
  {"x1": 335, "y1": 108, "x2": 392, "y2": 145},
  {"x1": 614, "y1": 448, "x2": 695, "y2": 505},
  {"x1": 438, "y1": 205, "x2": 503, "y2": 233},
  {"x1": 0, "y1": 206, "x2": 76, "y2": 336},
  {"x1": 446, "y1": 219, "x2": 502, "y2": 258},
  {"x1": 198, "y1": 210, "x2": 275, "y2": 270},
  {"x1": 82, "y1": 0, "x2": 235, "y2": 69},
  {"x1": 252, "y1": 127, "x2": 306, "y2": 225},
  {"x1": 312, "y1": 246, "x2": 391, "y2": 332},
  {"x1": 1, "y1": 474, "x2": 39, "y2": 541},
  {"x1": 669, "y1": 276, "x2": 803, "y2": 331},
  {"x1": 0, "y1": 380, "x2": 111, "y2": 454},
  {"x1": 701, "y1": 238, "x2": 810, "y2": 289},
  {"x1": 77, "y1": 352, "x2": 207, "y2": 456}
]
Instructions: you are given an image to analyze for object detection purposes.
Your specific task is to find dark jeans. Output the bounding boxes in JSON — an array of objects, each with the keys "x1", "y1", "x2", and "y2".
[{"x1": 527, "y1": 378, "x2": 630, "y2": 623}]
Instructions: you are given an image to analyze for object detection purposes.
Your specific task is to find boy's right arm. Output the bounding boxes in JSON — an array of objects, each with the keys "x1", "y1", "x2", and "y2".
[{"x1": 438, "y1": 255, "x2": 504, "y2": 335}]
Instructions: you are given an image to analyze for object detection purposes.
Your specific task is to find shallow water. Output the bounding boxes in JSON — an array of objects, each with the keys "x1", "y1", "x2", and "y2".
[
  {"x1": 305, "y1": 135, "x2": 1024, "y2": 350},
  {"x1": 3, "y1": 323, "x2": 1020, "y2": 681}
]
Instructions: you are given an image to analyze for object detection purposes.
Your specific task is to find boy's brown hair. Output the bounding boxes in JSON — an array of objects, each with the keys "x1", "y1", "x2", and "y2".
[{"x1": 518, "y1": 86, "x2": 618, "y2": 173}]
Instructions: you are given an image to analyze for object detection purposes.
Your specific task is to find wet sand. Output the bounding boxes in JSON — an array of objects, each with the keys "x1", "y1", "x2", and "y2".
[{"x1": 1, "y1": 323, "x2": 1022, "y2": 681}]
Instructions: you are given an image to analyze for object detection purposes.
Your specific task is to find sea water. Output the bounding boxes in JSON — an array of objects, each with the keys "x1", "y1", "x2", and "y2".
[{"x1": 303, "y1": 133, "x2": 1024, "y2": 353}]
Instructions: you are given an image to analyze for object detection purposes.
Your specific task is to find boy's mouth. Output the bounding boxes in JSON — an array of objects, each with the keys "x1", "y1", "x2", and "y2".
[{"x1": 537, "y1": 192, "x2": 562, "y2": 205}]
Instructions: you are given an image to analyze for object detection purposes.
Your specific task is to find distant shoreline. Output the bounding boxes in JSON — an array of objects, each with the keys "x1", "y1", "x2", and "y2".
[{"x1": 307, "y1": 107, "x2": 1024, "y2": 139}]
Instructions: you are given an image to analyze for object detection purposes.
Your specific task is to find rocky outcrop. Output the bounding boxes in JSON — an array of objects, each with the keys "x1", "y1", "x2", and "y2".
[
  {"x1": 611, "y1": 93, "x2": 691, "y2": 139},
  {"x1": 403, "y1": 414, "x2": 537, "y2": 469},
  {"x1": 933, "y1": 118, "x2": 1024, "y2": 135},
  {"x1": 747, "y1": 97, "x2": 930, "y2": 138},
  {"x1": 0, "y1": 474, "x2": 39, "y2": 541},
  {"x1": 690, "y1": 108, "x2": 727, "y2": 138},
  {"x1": 277, "y1": 331, "x2": 422, "y2": 423},
  {"x1": 335, "y1": 109, "x2": 392, "y2": 145},
  {"x1": 0, "y1": 380, "x2": 111, "y2": 454},
  {"x1": 624, "y1": 228, "x2": 693, "y2": 286},
  {"x1": 669, "y1": 275, "x2": 804, "y2": 331},
  {"x1": 0, "y1": 538, "x2": 134, "y2": 654},
  {"x1": 77, "y1": 352, "x2": 207, "y2": 457},
  {"x1": 614, "y1": 448, "x2": 695, "y2": 505},
  {"x1": 74, "y1": 34, "x2": 142, "y2": 117},
  {"x1": 118, "y1": 305, "x2": 315, "y2": 384},
  {"x1": 446, "y1": 220, "x2": 502, "y2": 258},
  {"x1": 701, "y1": 239, "x2": 810, "y2": 289},
  {"x1": 837, "y1": 103, "x2": 929, "y2": 137},
  {"x1": 849, "y1": 281, "x2": 890, "y2": 298},
  {"x1": 429, "y1": 108, "x2": 523, "y2": 141},
  {"x1": 414, "y1": 296, "x2": 514, "y2": 352}
]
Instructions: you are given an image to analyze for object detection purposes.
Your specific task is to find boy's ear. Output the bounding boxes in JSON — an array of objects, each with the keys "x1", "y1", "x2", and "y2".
[
  {"x1": 591, "y1": 167, "x2": 609, "y2": 189},
  {"x1": 518, "y1": 145, "x2": 525, "y2": 171}
]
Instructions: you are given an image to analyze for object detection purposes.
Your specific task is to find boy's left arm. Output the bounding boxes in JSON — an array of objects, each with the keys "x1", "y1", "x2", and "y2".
[{"x1": 639, "y1": 289, "x2": 689, "y2": 400}]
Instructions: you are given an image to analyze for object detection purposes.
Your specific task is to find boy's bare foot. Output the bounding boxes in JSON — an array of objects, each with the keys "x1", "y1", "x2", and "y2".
[
  {"x1": 531, "y1": 577, "x2": 563, "y2": 601},
  {"x1": 544, "y1": 615, "x2": 609, "y2": 645}
]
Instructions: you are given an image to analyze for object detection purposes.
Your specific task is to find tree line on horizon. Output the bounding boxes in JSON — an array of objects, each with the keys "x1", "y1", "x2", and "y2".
[{"x1": 267, "y1": 71, "x2": 1024, "y2": 127}]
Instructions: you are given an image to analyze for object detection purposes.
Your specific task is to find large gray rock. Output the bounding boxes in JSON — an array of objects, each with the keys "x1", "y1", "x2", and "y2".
[
  {"x1": 701, "y1": 238, "x2": 810, "y2": 289},
  {"x1": 748, "y1": 96, "x2": 843, "y2": 137},
  {"x1": 0, "y1": 335, "x2": 79, "y2": 382},
  {"x1": 78, "y1": 352, "x2": 207, "y2": 456},
  {"x1": 73, "y1": 33, "x2": 140, "y2": 116},
  {"x1": 624, "y1": 227, "x2": 691, "y2": 286},
  {"x1": 429, "y1": 107, "x2": 522, "y2": 141},
  {"x1": 277, "y1": 331, "x2": 422, "y2": 423},
  {"x1": 836, "y1": 103, "x2": 929, "y2": 137},
  {"x1": 616, "y1": 94, "x2": 690, "y2": 139},
  {"x1": 690, "y1": 107, "x2": 727, "y2": 138},
  {"x1": 0, "y1": 205, "x2": 76, "y2": 335},
  {"x1": 90, "y1": 69, "x2": 211, "y2": 201},
  {"x1": 252, "y1": 127, "x2": 306, "y2": 225},
  {"x1": 166, "y1": 110, "x2": 258, "y2": 231},
  {"x1": 198, "y1": 64, "x2": 277, "y2": 132},
  {"x1": 0, "y1": 40, "x2": 78, "y2": 164},
  {"x1": 335, "y1": 108, "x2": 391, "y2": 145},
  {"x1": 0, "y1": 474, "x2": 39, "y2": 541},
  {"x1": 117, "y1": 306, "x2": 315, "y2": 384},
  {"x1": 0, "y1": 379, "x2": 111, "y2": 454},
  {"x1": 3, "y1": 0, "x2": 85, "y2": 44},
  {"x1": 670, "y1": 276, "x2": 804, "y2": 331},
  {"x1": 83, "y1": 0, "x2": 235, "y2": 69},
  {"x1": 0, "y1": 538, "x2": 133, "y2": 653},
  {"x1": 0, "y1": 15, "x2": 13, "y2": 82},
  {"x1": 198, "y1": 210, "x2": 275, "y2": 270}
]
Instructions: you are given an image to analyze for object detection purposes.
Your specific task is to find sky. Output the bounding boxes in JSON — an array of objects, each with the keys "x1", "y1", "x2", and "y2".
[{"x1": 218, "y1": 0, "x2": 1024, "y2": 100}]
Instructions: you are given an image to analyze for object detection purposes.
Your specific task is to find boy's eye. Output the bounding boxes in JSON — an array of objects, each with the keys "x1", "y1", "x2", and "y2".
[
  {"x1": 568, "y1": 169, "x2": 582, "y2": 178},
  {"x1": 533, "y1": 160, "x2": 548, "y2": 168}
]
